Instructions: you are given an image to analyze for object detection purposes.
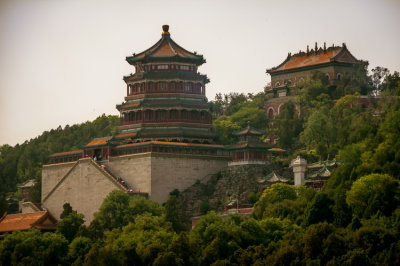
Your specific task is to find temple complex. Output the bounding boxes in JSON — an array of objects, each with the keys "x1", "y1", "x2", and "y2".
[
  {"x1": 265, "y1": 43, "x2": 365, "y2": 118},
  {"x1": 40, "y1": 26, "x2": 291, "y2": 223},
  {"x1": 41, "y1": 26, "x2": 233, "y2": 223}
]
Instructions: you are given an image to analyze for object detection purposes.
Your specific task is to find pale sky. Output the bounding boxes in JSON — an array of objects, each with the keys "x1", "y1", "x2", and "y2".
[{"x1": 0, "y1": 0, "x2": 399, "y2": 146}]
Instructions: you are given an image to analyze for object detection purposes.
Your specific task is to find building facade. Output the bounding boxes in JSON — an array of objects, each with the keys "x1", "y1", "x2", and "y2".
[{"x1": 265, "y1": 42, "x2": 364, "y2": 118}]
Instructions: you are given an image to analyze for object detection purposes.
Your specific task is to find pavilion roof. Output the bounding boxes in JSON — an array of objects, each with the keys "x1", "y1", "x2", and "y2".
[
  {"x1": 233, "y1": 125, "x2": 265, "y2": 136},
  {"x1": 123, "y1": 70, "x2": 209, "y2": 83},
  {"x1": 84, "y1": 136, "x2": 112, "y2": 148},
  {"x1": 267, "y1": 43, "x2": 362, "y2": 74},
  {"x1": 126, "y1": 25, "x2": 205, "y2": 65},
  {"x1": 307, "y1": 166, "x2": 332, "y2": 179},
  {"x1": 268, "y1": 148, "x2": 286, "y2": 153},
  {"x1": 48, "y1": 150, "x2": 83, "y2": 158},
  {"x1": 227, "y1": 141, "x2": 271, "y2": 150},
  {"x1": 0, "y1": 211, "x2": 57, "y2": 233},
  {"x1": 114, "y1": 140, "x2": 224, "y2": 150},
  {"x1": 117, "y1": 97, "x2": 210, "y2": 111}
]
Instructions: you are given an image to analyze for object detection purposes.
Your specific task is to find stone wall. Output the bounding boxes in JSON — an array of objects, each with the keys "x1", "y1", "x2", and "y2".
[
  {"x1": 42, "y1": 162, "x2": 76, "y2": 200},
  {"x1": 42, "y1": 153, "x2": 229, "y2": 223},
  {"x1": 42, "y1": 158, "x2": 122, "y2": 223},
  {"x1": 108, "y1": 153, "x2": 152, "y2": 195},
  {"x1": 150, "y1": 153, "x2": 229, "y2": 202}
]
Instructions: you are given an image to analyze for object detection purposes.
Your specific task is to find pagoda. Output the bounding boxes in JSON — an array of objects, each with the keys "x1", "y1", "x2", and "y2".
[
  {"x1": 42, "y1": 26, "x2": 230, "y2": 222},
  {"x1": 228, "y1": 125, "x2": 271, "y2": 166},
  {"x1": 116, "y1": 25, "x2": 215, "y2": 144}
]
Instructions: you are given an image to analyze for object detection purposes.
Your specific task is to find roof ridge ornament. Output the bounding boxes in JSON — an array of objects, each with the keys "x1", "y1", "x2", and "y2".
[{"x1": 162, "y1": 25, "x2": 170, "y2": 36}]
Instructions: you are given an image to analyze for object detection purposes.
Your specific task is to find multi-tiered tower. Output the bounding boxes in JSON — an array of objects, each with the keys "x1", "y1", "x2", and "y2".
[
  {"x1": 42, "y1": 26, "x2": 230, "y2": 222},
  {"x1": 116, "y1": 25, "x2": 215, "y2": 144}
]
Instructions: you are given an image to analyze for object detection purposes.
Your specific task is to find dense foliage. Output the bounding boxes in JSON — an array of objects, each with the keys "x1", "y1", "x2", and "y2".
[
  {"x1": 1, "y1": 67, "x2": 400, "y2": 265},
  {"x1": 211, "y1": 92, "x2": 267, "y2": 144}
]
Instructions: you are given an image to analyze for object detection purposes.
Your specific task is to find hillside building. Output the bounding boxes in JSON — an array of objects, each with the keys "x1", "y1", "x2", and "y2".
[
  {"x1": 41, "y1": 26, "x2": 249, "y2": 223},
  {"x1": 265, "y1": 42, "x2": 365, "y2": 118}
]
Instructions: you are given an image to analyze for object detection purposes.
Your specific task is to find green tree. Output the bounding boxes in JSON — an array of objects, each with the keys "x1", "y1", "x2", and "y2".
[
  {"x1": 60, "y1": 202, "x2": 74, "y2": 219},
  {"x1": 0, "y1": 230, "x2": 68, "y2": 266},
  {"x1": 346, "y1": 174, "x2": 399, "y2": 219},
  {"x1": 92, "y1": 191, "x2": 163, "y2": 232},
  {"x1": 164, "y1": 190, "x2": 189, "y2": 232},
  {"x1": 303, "y1": 192, "x2": 334, "y2": 226},
  {"x1": 253, "y1": 183, "x2": 297, "y2": 219},
  {"x1": 275, "y1": 101, "x2": 303, "y2": 149},
  {"x1": 57, "y1": 211, "x2": 85, "y2": 242},
  {"x1": 301, "y1": 107, "x2": 335, "y2": 159},
  {"x1": 68, "y1": 236, "x2": 92, "y2": 265}
]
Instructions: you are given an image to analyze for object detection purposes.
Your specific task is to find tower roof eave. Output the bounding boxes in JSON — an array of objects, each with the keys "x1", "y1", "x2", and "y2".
[{"x1": 126, "y1": 25, "x2": 206, "y2": 66}]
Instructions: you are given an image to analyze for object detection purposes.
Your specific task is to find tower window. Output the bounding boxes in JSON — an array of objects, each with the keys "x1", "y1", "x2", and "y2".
[{"x1": 157, "y1": 65, "x2": 168, "y2": 70}]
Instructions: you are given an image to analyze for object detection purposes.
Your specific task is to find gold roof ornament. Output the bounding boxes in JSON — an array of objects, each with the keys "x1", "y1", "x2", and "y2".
[{"x1": 162, "y1": 25, "x2": 170, "y2": 36}]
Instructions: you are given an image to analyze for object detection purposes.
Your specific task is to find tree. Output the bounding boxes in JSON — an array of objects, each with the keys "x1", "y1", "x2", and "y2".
[
  {"x1": 60, "y1": 202, "x2": 73, "y2": 219},
  {"x1": 346, "y1": 174, "x2": 400, "y2": 219},
  {"x1": 253, "y1": 183, "x2": 297, "y2": 219},
  {"x1": 57, "y1": 210, "x2": 85, "y2": 242},
  {"x1": 275, "y1": 101, "x2": 303, "y2": 149},
  {"x1": 92, "y1": 191, "x2": 163, "y2": 232},
  {"x1": 164, "y1": 191, "x2": 189, "y2": 232},
  {"x1": 92, "y1": 190, "x2": 131, "y2": 231},
  {"x1": 213, "y1": 117, "x2": 240, "y2": 144},
  {"x1": 303, "y1": 192, "x2": 334, "y2": 226},
  {"x1": 68, "y1": 237, "x2": 92, "y2": 265},
  {"x1": 0, "y1": 230, "x2": 68, "y2": 266},
  {"x1": 300, "y1": 107, "x2": 335, "y2": 159}
]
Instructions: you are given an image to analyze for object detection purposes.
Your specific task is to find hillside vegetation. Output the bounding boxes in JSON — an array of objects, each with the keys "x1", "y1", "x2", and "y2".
[{"x1": 0, "y1": 67, "x2": 399, "y2": 265}]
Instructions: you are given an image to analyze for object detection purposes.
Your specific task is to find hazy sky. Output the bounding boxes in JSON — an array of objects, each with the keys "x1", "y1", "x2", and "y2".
[{"x1": 0, "y1": 0, "x2": 399, "y2": 146}]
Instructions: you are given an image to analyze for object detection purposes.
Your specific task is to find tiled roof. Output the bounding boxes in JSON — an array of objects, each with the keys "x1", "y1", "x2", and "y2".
[
  {"x1": 118, "y1": 98, "x2": 210, "y2": 110},
  {"x1": 126, "y1": 25, "x2": 204, "y2": 65},
  {"x1": 49, "y1": 150, "x2": 83, "y2": 157},
  {"x1": 267, "y1": 44, "x2": 361, "y2": 73},
  {"x1": 268, "y1": 148, "x2": 286, "y2": 152},
  {"x1": 114, "y1": 132, "x2": 137, "y2": 139},
  {"x1": 0, "y1": 211, "x2": 57, "y2": 233},
  {"x1": 85, "y1": 137, "x2": 112, "y2": 147},
  {"x1": 124, "y1": 71, "x2": 209, "y2": 83},
  {"x1": 115, "y1": 140, "x2": 224, "y2": 149},
  {"x1": 233, "y1": 125, "x2": 265, "y2": 136}
]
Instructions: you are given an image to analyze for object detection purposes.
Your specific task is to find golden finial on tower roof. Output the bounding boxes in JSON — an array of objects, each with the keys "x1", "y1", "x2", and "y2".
[{"x1": 162, "y1": 25, "x2": 170, "y2": 36}]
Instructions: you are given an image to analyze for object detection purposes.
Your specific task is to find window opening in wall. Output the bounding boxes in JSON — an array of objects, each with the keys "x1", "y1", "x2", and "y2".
[
  {"x1": 157, "y1": 65, "x2": 168, "y2": 70},
  {"x1": 337, "y1": 73, "x2": 342, "y2": 80},
  {"x1": 268, "y1": 108, "x2": 274, "y2": 119},
  {"x1": 184, "y1": 84, "x2": 190, "y2": 92}
]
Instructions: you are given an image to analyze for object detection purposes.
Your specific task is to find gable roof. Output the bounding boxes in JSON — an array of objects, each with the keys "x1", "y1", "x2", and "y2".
[
  {"x1": 267, "y1": 43, "x2": 362, "y2": 74},
  {"x1": 233, "y1": 125, "x2": 265, "y2": 136},
  {"x1": 126, "y1": 25, "x2": 205, "y2": 65},
  {"x1": 0, "y1": 211, "x2": 57, "y2": 233}
]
